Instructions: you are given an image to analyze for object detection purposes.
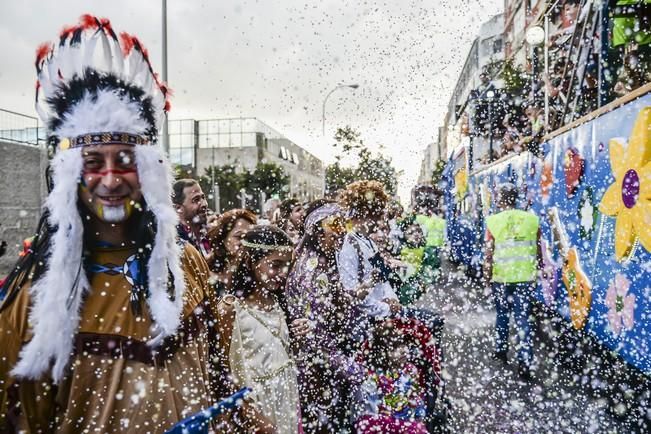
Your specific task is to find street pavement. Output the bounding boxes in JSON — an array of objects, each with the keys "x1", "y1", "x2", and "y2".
[{"x1": 417, "y1": 259, "x2": 629, "y2": 434}]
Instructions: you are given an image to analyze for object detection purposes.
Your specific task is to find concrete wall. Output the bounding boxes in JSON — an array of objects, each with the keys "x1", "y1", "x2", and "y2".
[{"x1": 0, "y1": 140, "x2": 47, "y2": 274}]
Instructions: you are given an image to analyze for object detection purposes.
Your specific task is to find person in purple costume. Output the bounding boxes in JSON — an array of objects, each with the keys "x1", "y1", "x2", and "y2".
[{"x1": 285, "y1": 200, "x2": 363, "y2": 433}]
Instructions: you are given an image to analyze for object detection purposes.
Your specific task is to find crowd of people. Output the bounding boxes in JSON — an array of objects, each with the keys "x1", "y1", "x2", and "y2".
[
  {"x1": 0, "y1": 12, "x2": 554, "y2": 434},
  {"x1": 0, "y1": 166, "x2": 451, "y2": 433},
  {"x1": 0, "y1": 154, "x2": 545, "y2": 433},
  {"x1": 166, "y1": 179, "x2": 449, "y2": 433}
]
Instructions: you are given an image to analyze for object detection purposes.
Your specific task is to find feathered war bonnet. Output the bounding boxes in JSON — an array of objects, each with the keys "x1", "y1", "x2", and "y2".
[{"x1": 11, "y1": 15, "x2": 185, "y2": 383}]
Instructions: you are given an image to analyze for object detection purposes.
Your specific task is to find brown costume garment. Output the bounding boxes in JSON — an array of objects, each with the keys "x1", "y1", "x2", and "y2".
[{"x1": 0, "y1": 244, "x2": 219, "y2": 433}]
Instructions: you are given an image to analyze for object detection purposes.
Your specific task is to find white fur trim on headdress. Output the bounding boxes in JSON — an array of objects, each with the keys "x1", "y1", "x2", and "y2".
[
  {"x1": 135, "y1": 145, "x2": 186, "y2": 345},
  {"x1": 11, "y1": 148, "x2": 89, "y2": 383},
  {"x1": 54, "y1": 89, "x2": 150, "y2": 139}
]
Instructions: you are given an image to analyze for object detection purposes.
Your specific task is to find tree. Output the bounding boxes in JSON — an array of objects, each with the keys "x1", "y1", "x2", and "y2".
[
  {"x1": 179, "y1": 162, "x2": 289, "y2": 213},
  {"x1": 500, "y1": 59, "x2": 527, "y2": 96},
  {"x1": 333, "y1": 125, "x2": 362, "y2": 155},
  {"x1": 200, "y1": 164, "x2": 246, "y2": 211},
  {"x1": 326, "y1": 126, "x2": 401, "y2": 196},
  {"x1": 325, "y1": 162, "x2": 356, "y2": 194},
  {"x1": 173, "y1": 164, "x2": 195, "y2": 179},
  {"x1": 355, "y1": 146, "x2": 399, "y2": 195},
  {"x1": 243, "y1": 162, "x2": 290, "y2": 206}
]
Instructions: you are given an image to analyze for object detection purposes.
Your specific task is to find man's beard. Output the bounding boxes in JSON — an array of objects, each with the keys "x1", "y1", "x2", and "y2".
[
  {"x1": 192, "y1": 212, "x2": 207, "y2": 225},
  {"x1": 102, "y1": 205, "x2": 128, "y2": 223}
]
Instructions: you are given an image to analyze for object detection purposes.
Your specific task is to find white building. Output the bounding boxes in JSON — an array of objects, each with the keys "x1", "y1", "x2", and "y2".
[
  {"x1": 439, "y1": 13, "x2": 505, "y2": 159},
  {"x1": 417, "y1": 137, "x2": 445, "y2": 185},
  {"x1": 168, "y1": 117, "x2": 324, "y2": 208}
]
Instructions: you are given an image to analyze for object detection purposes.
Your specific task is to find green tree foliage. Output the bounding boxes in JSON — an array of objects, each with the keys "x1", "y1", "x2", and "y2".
[
  {"x1": 500, "y1": 59, "x2": 527, "y2": 95},
  {"x1": 326, "y1": 126, "x2": 401, "y2": 196},
  {"x1": 356, "y1": 147, "x2": 399, "y2": 195},
  {"x1": 179, "y1": 162, "x2": 290, "y2": 212},
  {"x1": 243, "y1": 162, "x2": 290, "y2": 200},
  {"x1": 325, "y1": 162, "x2": 356, "y2": 193},
  {"x1": 200, "y1": 164, "x2": 246, "y2": 211}
]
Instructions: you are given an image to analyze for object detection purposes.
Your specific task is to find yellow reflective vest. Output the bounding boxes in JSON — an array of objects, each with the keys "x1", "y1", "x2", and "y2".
[
  {"x1": 486, "y1": 209, "x2": 539, "y2": 283},
  {"x1": 400, "y1": 246, "x2": 425, "y2": 278},
  {"x1": 415, "y1": 214, "x2": 446, "y2": 248}
]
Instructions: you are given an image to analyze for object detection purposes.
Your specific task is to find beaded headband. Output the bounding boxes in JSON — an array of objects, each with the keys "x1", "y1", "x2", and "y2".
[
  {"x1": 55, "y1": 132, "x2": 151, "y2": 151},
  {"x1": 240, "y1": 240, "x2": 293, "y2": 252}
]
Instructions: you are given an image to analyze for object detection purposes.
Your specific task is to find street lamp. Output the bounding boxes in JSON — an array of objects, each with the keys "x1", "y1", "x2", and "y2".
[
  {"x1": 526, "y1": 25, "x2": 545, "y2": 109},
  {"x1": 322, "y1": 84, "x2": 359, "y2": 136},
  {"x1": 525, "y1": 26, "x2": 545, "y2": 46}
]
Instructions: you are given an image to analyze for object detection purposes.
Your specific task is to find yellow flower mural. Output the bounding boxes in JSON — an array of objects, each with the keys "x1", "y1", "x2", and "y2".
[
  {"x1": 599, "y1": 108, "x2": 651, "y2": 261},
  {"x1": 455, "y1": 168, "x2": 468, "y2": 200},
  {"x1": 562, "y1": 248, "x2": 592, "y2": 330}
]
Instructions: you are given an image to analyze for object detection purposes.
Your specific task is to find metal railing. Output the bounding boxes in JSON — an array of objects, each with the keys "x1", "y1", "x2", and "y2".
[{"x1": 0, "y1": 109, "x2": 42, "y2": 146}]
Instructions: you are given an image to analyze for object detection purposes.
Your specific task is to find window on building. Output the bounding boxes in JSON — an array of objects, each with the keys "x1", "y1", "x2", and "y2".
[
  {"x1": 493, "y1": 38, "x2": 502, "y2": 54},
  {"x1": 230, "y1": 118, "x2": 242, "y2": 134},
  {"x1": 168, "y1": 120, "x2": 196, "y2": 166},
  {"x1": 229, "y1": 134, "x2": 242, "y2": 148},
  {"x1": 242, "y1": 133, "x2": 256, "y2": 148}
]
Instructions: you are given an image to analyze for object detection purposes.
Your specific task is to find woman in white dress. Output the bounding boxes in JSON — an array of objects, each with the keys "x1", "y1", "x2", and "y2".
[{"x1": 215, "y1": 225, "x2": 309, "y2": 434}]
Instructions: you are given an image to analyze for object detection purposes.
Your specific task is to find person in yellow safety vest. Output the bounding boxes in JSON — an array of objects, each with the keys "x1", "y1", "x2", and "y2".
[
  {"x1": 412, "y1": 184, "x2": 446, "y2": 274},
  {"x1": 484, "y1": 183, "x2": 542, "y2": 381},
  {"x1": 397, "y1": 220, "x2": 427, "y2": 304}
]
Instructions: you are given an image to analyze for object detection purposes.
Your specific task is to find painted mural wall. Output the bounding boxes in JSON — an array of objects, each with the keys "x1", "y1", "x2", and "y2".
[{"x1": 445, "y1": 93, "x2": 651, "y2": 375}]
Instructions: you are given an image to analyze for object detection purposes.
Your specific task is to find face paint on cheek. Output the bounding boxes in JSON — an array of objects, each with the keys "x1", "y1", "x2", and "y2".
[
  {"x1": 123, "y1": 200, "x2": 135, "y2": 219},
  {"x1": 79, "y1": 182, "x2": 103, "y2": 218},
  {"x1": 82, "y1": 168, "x2": 137, "y2": 177},
  {"x1": 96, "y1": 203, "x2": 105, "y2": 219}
]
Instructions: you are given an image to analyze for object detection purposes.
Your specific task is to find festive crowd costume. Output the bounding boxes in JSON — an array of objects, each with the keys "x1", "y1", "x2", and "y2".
[
  {"x1": 286, "y1": 203, "x2": 362, "y2": 433},
  {"x1": 0, "y1": 15, "x2": 219, "y2": 433},
  {"x1": 223, "y1": 295, "x2": 301, "y2": 434},
  {"x1": 178, "y1": 223, "x2": 211, "y2": 257},
  {"x1": 354, "y1": 363, "x2": 429, "y2": 434}
]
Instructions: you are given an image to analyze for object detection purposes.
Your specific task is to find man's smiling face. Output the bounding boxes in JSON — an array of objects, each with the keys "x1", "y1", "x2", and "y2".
[{"x1": 78, "y1": 144, "x2": 143, "y2": 223}]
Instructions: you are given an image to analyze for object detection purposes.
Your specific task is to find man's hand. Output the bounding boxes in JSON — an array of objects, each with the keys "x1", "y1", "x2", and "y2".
[{"x1": 386, "y1": 257, "x2": 408, "y2": 270}]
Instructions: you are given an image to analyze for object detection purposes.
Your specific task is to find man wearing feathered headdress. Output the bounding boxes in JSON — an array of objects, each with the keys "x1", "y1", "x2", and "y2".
[{"x1": 0, "y1": 15, "x2": 221, "y2": 432}]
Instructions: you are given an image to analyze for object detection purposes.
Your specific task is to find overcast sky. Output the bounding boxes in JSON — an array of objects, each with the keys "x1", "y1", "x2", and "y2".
[{"x1": 0, "y1": 0, "x2": 502, "y2": 202}]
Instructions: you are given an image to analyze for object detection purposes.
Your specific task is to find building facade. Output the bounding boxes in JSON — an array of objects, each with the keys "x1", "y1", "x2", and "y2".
[
  {"x1": 504, "y1": 0, "x2": 549, "y2": 67},
  {"x1": 438, "y1": 13, "x2": 505, "y2": 163},
  {"x1": 168, "y1": 117, "x2": 325, "y2": 206},
  {"x1": 417, "y1": 138, "x2": 445, "y2": 185}
]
